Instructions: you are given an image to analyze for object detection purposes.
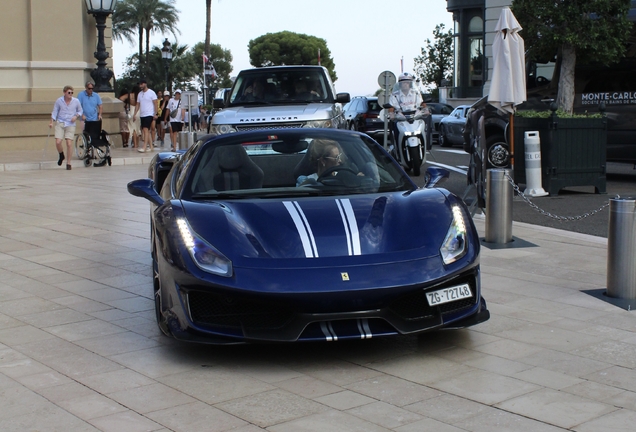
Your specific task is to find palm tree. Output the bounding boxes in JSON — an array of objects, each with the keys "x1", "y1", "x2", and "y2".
[
  {"x1": 205, "y1": 0, "x2": 211, "y2": 57},
  {"x1": 112, "y1": 0, "x2": 180, "y2": 77}
]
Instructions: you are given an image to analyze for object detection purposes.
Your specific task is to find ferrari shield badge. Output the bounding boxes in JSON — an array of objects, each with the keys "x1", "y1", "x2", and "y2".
[{"x1": 341, "y1": 272, "x2": 350, "y2": 281}]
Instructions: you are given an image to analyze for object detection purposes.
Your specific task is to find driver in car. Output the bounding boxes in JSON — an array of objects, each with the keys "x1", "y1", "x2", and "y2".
[{"x1": 297, "y1": 139, "x2": 364, "y2": 186}]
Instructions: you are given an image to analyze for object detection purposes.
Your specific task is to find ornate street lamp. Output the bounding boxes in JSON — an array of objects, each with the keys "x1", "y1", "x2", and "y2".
[
  {"x1": 84, "y1": 0, "x2": 118, "y2": 92},
  {"x1": 161, "y1": 38, "x2": 173, "y2": 92}
]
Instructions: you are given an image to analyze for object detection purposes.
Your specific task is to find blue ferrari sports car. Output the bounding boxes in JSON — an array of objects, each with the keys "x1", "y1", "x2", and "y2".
[{"x1": 127, "y1": 128, "x2": 489, "y2": 344}]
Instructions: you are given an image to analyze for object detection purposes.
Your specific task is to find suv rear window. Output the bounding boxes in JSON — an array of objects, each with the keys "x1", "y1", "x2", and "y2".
[{"x1": 367, "y1": 99, "x2": 381, "y2": 112}]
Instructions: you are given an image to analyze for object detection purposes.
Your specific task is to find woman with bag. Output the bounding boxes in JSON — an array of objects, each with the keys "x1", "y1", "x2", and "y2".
[
  {"x1": 167, "y1": 89, "x2": 185, "y2": 151},
  {"x1": 118, "y1": 89, "x2": 131, "y2": 147},
  {"x1": 127, "y1": 84, "x2": 141, "y2": 149}
]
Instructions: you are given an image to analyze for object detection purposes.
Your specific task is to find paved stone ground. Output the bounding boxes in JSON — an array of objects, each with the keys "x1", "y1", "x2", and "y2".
[{"x1": 0, "y1": 163, "x2": 635, "y2": 431}]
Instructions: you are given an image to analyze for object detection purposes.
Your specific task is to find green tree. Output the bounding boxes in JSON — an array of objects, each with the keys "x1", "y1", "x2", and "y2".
[
  {"x1": 115, "y1": 41, "x2": 233, "y2": 96},
  {"x1": 112, "y1": 0, "x2": 180, "y2": 78},
  {"x1": 191, "y1": 42, "x2": 234, "y2": 89},
  {"x1": 512, "y1": 0, "x2": 632, "y2": 113},
  {"x1": 413, "y1": 24, "x2": 453, "y2": 101},
  {"x1": 116, "y1": 42, "x2": 193, "y2": 93},
  {"x1": 248, "y1": 31, "x2": 337, "y2": 82}
]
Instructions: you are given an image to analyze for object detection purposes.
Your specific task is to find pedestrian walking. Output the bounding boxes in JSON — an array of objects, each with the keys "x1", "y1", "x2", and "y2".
[
  {"x1": 132, "y1": 79, "x2": 157, "y2": 152},
  {"x1": 190, "y1": 104, "x2": 200, "y2": 131},
  {"x1": 77, "y1": 81, "x2": 103, "y2": 146},
  {"x1": 127, "y1": 85, "x2": 141, "y2": 149},
  {"x1": 118, "y1": 89, "x2": 131, "y2": 147},
  {"x1": 49, "y1": 85, "x2": 82, "y2": 170},
  {"x1": 158, "y1": 91, "x2": 171, "y2": 147},
  {"x1": 167, "y1": 89, "x2": 185, "y2": 151}
]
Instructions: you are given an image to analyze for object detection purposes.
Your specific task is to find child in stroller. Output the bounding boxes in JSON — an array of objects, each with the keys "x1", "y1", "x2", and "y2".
[{"x1": 76, "y1": 128, "x2": 112, "y2": 167}]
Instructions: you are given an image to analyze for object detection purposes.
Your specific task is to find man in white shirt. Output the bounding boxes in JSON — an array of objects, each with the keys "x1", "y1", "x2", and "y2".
[
  {"x1": 388, "y1": 73, "x2": 428, "y2": 144},
  {"x1": 167, "y1": 90, "x2": 186, "y2": 151},
  {"x1": 389, "y1": 73, "x2": 423, "y2": 114},
  {"x1": 133, "y1": 79, "x2": 158, "y2": 152}
]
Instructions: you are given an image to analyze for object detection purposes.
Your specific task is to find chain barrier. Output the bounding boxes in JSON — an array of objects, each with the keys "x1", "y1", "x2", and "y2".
[{"x1": 504, "y1": 173, "x2": 614, "y2": 222}]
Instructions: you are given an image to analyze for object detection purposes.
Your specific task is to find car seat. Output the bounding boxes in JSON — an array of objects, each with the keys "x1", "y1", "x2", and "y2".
[{"x1": 205, "y1": 145, "x2": 264, "y2": 191}]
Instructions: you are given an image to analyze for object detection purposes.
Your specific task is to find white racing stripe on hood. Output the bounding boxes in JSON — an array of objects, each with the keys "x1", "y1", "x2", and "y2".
[
  {"x1": 284, "y1": 201, "x2": 318, "y2": 258},
  {"x1": 284, "y1": 199, "x2": 361, "y2": 258},
  {"x1": 336, "y1": 199, "x2": 361, "y2": 256}
]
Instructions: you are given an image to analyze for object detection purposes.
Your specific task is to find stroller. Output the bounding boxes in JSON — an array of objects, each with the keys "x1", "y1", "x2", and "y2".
[{"x1": 75, "y1": 128, "x2": 112, "y2": 167}]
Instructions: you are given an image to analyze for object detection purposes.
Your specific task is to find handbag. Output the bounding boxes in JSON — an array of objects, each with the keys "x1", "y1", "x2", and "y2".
[{"x1": 170, "y1": 100, "x2": 180, "y2": 119}]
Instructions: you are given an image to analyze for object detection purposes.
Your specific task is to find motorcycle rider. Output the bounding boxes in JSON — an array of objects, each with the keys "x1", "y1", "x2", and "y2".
[{"x1": 388, "y1": 73, "x2": 429, "y2": 143}]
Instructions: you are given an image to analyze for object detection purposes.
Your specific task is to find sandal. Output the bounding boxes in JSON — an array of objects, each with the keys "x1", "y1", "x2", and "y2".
[{"x1": 66, "y1": 164, "x2": 72, "y2": 170}]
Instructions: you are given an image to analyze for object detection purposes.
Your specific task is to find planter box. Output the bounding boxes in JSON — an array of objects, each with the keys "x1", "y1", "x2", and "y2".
[{"x1": 513, "y1": 115, "x2": 607, "y2": 196}]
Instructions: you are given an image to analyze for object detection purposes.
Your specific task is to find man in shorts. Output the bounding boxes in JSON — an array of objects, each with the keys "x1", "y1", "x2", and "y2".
[
  {"x1": 49, "y1": 85, "x2": 83, "y2": 170},
  {"x1": 132, "y1": 79, "x2": 158, "y2": 152},
  {"x1": 167, "y1": 89, "x2": 185, "y2": 151}
]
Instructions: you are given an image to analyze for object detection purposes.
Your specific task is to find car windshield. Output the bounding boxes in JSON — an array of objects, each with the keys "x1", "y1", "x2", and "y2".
[
  {"x1": 228, "y1": 69, "x2": 333, "y2": 105},
  {"x1": 184, "y1": 131, "x2": 414, "y2": 200}
]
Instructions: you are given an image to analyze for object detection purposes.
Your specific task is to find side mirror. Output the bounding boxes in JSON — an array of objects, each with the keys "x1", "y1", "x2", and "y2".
[
  {"x1": 127, "y1": 178, "x2": 165, "y2": 206},
  {"x1": 336, "y1": 93, "x2": 350, "y2": 103},
  {"x1": 213, "y1": 98, "x2": 225, "y2": 109},
  {"x1": 382, "y1": 103, "x2": 393, "y2": 109},
  {"x1": 424, "y1": 167, "x2": 450, "y2": 188}
]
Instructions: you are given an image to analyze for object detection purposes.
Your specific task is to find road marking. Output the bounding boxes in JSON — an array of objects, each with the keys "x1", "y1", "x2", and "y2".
[
  {"x1": 434, "y1": 148, "x2": 469, "y2": 155},
  {"x1": 427, "y1": 161, "x2": 468, "y2": 175}
]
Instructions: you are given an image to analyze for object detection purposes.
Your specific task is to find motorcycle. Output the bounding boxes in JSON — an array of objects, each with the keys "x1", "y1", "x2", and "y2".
[{"x1": 388, "y1": 109, "x2": 428, "y2": 176}]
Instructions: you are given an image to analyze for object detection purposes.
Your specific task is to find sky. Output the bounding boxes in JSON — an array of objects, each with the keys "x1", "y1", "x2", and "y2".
[{"x1": 112, "y1": 0, "x2": 453, "y2": 96}]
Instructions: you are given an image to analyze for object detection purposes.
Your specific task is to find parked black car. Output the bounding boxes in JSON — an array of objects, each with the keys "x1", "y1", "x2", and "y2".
[{"x1": 343, "y1": 96, "x2": 385, "y2": 139}]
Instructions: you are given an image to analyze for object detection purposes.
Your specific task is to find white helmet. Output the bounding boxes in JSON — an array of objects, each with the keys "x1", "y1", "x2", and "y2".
[{"x1": 398, "y1": 73, "x2": 414, "y2": 82}]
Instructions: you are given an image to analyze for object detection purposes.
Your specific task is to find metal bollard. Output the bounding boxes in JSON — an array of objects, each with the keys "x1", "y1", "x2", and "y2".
[
  {"x1": 178, "y1": 131, "x2": 195, "y2": 150},
  {"x1": 523, "y1": 131, "x2": 548, "y2": 197},
  {"x1": 485, "y1": 168, "x2": 513, "y2": 243},
  {"x1": 606, "y1": 198, "x2": 636, "y2": 299}
]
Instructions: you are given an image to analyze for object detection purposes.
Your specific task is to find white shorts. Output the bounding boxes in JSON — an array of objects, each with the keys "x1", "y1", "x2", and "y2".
[{"x1": 54, "y1": 121, "x2": 76, "y2": 140}]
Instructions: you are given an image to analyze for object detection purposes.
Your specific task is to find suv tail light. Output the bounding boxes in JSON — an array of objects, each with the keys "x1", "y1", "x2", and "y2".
[{"x1": 362, "y1": 113, "x2": 378, "y2": 119}]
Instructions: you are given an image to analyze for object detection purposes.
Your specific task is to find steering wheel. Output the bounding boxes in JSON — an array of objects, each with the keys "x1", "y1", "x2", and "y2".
[
  {"x1": 318, "y1": 166, "x2": 361, "y2": 186},
  {"x1": 536, "y1": 76, "x2": 549, "y2": 85}
]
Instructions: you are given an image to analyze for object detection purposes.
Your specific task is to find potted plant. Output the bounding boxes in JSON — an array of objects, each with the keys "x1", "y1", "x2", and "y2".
[{"x1": 513, "y1": 105, "x2": 607, "y2": 196}]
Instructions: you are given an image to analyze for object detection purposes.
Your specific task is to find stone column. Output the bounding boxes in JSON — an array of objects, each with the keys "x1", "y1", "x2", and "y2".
[{"x1": 0, "y1": 0, "x2": 120, "y2": 156}]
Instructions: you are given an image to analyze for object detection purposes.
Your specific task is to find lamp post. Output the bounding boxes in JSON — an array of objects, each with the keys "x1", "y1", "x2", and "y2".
[
  {"x1": 161, "y1": 38, "x2": 173, "y2": 92},
  {"x1": 204, "y1": 65, "x2": 214, "y2": 105},
  {"x1": 84, "y1": 0, "x2": 117, "y2": 93}
]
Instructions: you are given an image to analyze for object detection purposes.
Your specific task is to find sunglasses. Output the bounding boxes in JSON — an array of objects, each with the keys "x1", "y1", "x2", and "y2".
[
  {"x1": 67, "y1": 91, "x2": 74, "y2": 94},
  {"x1": 86, "y1": 87, "x2": 94, "y2": 90},
  {"x1": 323, "y1": 153, "x2": 342, "y2": 162}
]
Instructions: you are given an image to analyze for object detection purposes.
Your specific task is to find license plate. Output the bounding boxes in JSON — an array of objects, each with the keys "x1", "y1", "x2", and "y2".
[{"x1": 426, "y1": 284, "x2": 472, "y2": 306}]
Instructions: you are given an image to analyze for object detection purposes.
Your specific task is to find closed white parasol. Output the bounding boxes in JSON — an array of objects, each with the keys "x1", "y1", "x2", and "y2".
[{"x1": 488, "y1": 7, "x2": 526, "y2": 167}]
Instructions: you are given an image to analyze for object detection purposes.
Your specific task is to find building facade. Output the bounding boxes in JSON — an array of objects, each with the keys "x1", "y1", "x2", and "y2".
[
  {"x1": 0, "y1": 0, "x2": 119, "y2": 157},
  {"x1": 446, "y1": 0, "x2": 512, "y2": 105}
]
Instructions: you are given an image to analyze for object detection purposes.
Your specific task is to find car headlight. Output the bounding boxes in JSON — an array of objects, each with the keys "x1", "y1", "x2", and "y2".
[
  {"x1": 176, "y1": 218, "x2": 233, "y2": 277},
  {"x1": 210, "y1": 124, "x2": 237, "y2": 135},
  {"x1": 440, "y1": 205, "x2": 467, "y2": 265},
  {"x1": 303, "y1": 120, "x2": 333, "y2": 128}
]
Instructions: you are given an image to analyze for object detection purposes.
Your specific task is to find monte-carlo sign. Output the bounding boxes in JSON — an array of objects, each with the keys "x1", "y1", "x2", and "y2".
[{"x1": 580, "y1": 92, "x2": 636, "y2": 105}]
